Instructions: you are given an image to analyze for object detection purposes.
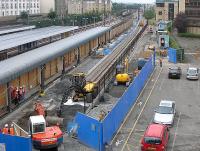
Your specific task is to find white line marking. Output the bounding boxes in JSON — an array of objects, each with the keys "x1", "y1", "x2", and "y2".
[
  {"x1": 159, "y1": 74, "x2": 165, "y2": 91},
  {"x1": 171, "y1": 112, "x2": 181, "y2": 151},
  {"x1": 121, "y1": 68, "x2": 163, "y2": 151},
  {"x1": 110, "y1": 67, "x2": 157, "y2": 145}
]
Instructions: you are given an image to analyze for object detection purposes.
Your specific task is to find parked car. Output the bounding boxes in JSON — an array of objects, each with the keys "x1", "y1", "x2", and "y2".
[
  {"x1": 168, "y1": 67, "x2": 182, "y2": 79},
  {"x1": 141, "y1": 123, "x2": 170, "y2": 151},
  {"x1": 153, "y1": 100, "x2": 176, "y2": 126},
  {"x1": 186, "y1": 67, "x2": 199, "y2": 80}
]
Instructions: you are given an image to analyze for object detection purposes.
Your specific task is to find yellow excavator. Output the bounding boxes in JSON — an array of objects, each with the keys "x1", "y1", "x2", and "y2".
[
  {"x1": 114, "y1": 58, "x2": 131, "y2": 87},
  {"x1": 71, "y1": 73, "x2": 98, "y2": 103}
]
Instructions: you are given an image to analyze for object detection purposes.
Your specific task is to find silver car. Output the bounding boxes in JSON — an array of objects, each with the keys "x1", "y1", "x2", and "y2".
[
  {"x1": 187, "y1": 67, "x2": 199, "y2": 80},
  {"x1": 153, "y1": 100, "x2": 176, "y2": 126}
]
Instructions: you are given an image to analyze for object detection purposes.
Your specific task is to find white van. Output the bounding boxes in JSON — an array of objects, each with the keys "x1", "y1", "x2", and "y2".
[{"x1": 187, "y1": 67, "x2": 199, "y2": 80}]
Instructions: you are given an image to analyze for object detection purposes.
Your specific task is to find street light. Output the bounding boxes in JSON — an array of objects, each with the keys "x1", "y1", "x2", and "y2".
[
  {"x1": 92, "y1": 16, "x2": 97, "y2": 27},
  {"x1": 82, "y1": 18, "x2": 88, "y2": 29},
  {"x1": 70, "y1": 19, "x2": 77, "y2": 26}
]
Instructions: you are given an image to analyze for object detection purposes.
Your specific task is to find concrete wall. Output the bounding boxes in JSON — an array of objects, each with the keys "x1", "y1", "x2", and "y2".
[
  {"x1": 156, "y1": 1, "x2": 179, "y2": 21},
  {"x1": 40, "y1": 0, "x2": 55, "y2": 14},
  {"x1": 179, "y1": 0, "x2": 185, "y2": 13},
  {"x1": 187, "y1": 26, "x2": 200, "y2": 34}
]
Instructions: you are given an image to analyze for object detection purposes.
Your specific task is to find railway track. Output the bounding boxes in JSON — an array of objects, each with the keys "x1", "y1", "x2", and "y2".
[{"x1": 86, "y1": 22, "x2": 146, "y2": 84}]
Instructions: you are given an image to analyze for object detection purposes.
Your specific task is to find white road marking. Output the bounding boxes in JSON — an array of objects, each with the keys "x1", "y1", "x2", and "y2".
[
  {"x1": 159, "y1": 74, "x2": 165, "y2": 91},
  {"x1": 171, "y1": 112, "x2": 181, "y2": 151},
  {"x1": 121, "y1": 68, "x2": 163, "y2": 151},
  {"x1": 111, "y1": 67, "x2": 157, "y2": 145}
]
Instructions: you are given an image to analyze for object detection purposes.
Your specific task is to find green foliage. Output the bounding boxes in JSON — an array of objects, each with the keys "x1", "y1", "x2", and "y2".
[
  {"x1": 20, "y1": 11, "x2": 28, "y2": 19},
  {"x1": 144, "y1": 9, "x2": 155, "y2": 20},
  {"x1": 31, "y1": 12, "x2": 102, "y2": 28},
  {"x1": 174, "y1": 13, "x2": 188, "y2": 33},
  {"x1": 169, "y1": 36, "x2": 181, "y2": 49},
  {"x1": 167, "y1": 25, "x2": 172, "y2": 32},
  {"x1": 112, "y1": 3, "x2": 140, "y2": 16},
  {"x1": 48, "y1": 9, "x2": 57, "y2": 20},
  {"x1": 178, "y1": 33, "x2": 200, "y2": 38}
]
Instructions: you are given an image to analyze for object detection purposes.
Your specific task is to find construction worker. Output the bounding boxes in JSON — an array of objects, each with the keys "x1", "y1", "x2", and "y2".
[
  {"x1": 159, "y1": 58, "x2": 163, "y2": 67},
  {"x1": 2, "y1": 124, "x2": 9, "y2": 134},
  {"x1": 19, "y1": 86, "x2": 24, "y2": 101},
  {"x1": 9, "y1": 124, "x2": 15, "y2": 135}
]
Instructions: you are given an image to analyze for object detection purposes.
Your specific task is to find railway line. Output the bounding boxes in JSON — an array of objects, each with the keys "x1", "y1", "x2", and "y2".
[{"x1": 85, "y1": 22, "x2": 147, "y2": 99}]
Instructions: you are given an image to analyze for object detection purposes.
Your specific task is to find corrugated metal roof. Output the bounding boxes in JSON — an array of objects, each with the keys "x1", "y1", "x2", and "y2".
[
  {"x1": 0, "y1": 26, "x2": 78, "y2": 52},
  {"x1": 0, "y1": 26, "x2": 110, "y2": 84},
  {"x1": 0, "y1": 25, "x2": 35, "y2": 35}
]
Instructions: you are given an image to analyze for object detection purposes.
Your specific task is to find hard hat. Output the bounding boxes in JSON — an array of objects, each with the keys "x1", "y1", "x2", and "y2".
[{"x1": 5, "y1": 124, "x2": 8, "y2": 128}]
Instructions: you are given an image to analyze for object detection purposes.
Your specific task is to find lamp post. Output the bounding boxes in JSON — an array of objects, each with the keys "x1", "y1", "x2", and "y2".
[
  {"x1": 92, "y1": 16, "x2": 97, "y2": 27},
  {"x1": 71, "y1": 19, "x2": 77, "y2": 26},
  {"x1": 83, "y1": 17, "x2": 88, "y2": 29}
]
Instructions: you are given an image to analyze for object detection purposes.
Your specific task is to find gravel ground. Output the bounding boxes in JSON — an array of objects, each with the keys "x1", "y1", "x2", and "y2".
[
  {"x1": 1, "y1": 22, "x2": 149, "y2": 151},
  {"x1": 174, "y1": 33, "x2": 200, "y2": 64}
]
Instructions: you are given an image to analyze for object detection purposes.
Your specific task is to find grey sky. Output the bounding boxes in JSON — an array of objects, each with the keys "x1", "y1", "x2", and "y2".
[{"x1": 113, "y1": 0, "x2": 155, "y2": 4}]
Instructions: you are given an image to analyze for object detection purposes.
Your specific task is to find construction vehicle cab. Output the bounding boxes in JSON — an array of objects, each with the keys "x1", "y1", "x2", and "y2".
[
  {"x1": 29, "y1": 115, "x2": 63, "y2": 149},
  {"x1": 71, "y1": 73, "x2": 98, "y2": 103},
  {"x1": 114, "y1": 58, "x2": 131, "y2": 86}
]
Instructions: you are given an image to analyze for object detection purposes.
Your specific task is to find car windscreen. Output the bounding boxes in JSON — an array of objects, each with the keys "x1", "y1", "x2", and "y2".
[
  {"x1": 169, "y1": 68, "x2": 179, "y2": 73},
  {"x1": 144, "y1": 137, "x2": 162, "y2": 144},
  {"x1": 188, "y1": 69, "x2": 197, "y2": 75},
  {"x1": 33, "y1": 123, "x2": 45, "y2": 133},
  {"x1": 156, "y1": 106, "x2": 173, "y2": 114}
]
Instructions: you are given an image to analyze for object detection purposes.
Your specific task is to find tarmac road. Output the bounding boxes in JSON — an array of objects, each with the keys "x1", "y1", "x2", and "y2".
[{"x1": 111, "y1": 56, "x2": 200, "y2": 151}]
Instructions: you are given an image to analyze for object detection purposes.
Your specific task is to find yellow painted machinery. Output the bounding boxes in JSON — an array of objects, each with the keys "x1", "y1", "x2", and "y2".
[
  {"x1": 114, "y1": 58, "x2": 131, "y2": 86},
  {"x1": 71, "y1": 73, "x2": 97, "y2": 103}
]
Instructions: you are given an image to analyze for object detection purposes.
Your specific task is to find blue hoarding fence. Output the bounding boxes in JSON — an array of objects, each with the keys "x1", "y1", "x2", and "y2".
[
  {"x1": 74, "y1": 112, "x2": 103, "y2": 150},
  {"x1": 168, "y1": 47, "x2": 177, "y2": 63},
  {"x1": 102, "y1": 57, "x2": 154, "y2": 145},
  {"x1": 0, "y1": 134, "x2": 32, "y2": 151},
  {"x1": 73, "y1": 56, "x2": 155, "y2": 151}
]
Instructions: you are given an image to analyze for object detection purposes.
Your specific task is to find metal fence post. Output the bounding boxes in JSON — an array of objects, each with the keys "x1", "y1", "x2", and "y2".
[{"x1": 99, "y1": 122, "x2": 104, "y2": 151}]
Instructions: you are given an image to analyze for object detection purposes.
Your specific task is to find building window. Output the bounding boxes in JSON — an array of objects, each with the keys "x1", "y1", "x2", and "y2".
[{"x1": 159, "y1": 11, "x2": 162, "y2": 15}]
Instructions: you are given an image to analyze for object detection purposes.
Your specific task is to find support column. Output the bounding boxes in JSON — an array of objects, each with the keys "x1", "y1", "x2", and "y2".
[
  {"x1": 7, "y1": 82, "x2": 11, "y2": 112},
  {"x1": 62, "y1": 56, "x2": 65, "y2": 74},
  {"x1": 89, "y1": 41, "x2": 92, "y2": 56},
  {"x1": 104, "y1": 34, "x2": 106, "y2": 45},
  {"x1": 98, "y1": 37, "x2": 100, "y2": 48},
  {"x1": 109, "y1": 31, "x2": 111, "y2": 43},
  {"x1": 40, "y1": 64, "x2": 46, "y2": 96},
  {"x1": 77, "y1": 48, "x2": 80, "y2": 65}
]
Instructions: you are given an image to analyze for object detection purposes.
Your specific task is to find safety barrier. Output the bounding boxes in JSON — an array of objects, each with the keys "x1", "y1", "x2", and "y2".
[
  {"x1": 73, "y1": 56, "x2": 155, "y2": 151},
  {"x1": 103, "y1": 57, "x2": 154, "y2": 144},
  {"x1": 0, "y1": 134, "x2": 32, "y2": 151},
  {"x1": 168, "y1": 47, "x2": 177, "y2": 63}
]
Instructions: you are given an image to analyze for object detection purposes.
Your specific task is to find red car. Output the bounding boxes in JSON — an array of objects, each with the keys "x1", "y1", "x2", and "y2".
[{"x1": 141, "y1": 124, "x2": 169, "y2": 151}]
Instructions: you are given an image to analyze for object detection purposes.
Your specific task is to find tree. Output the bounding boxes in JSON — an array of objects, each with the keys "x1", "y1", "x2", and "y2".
[
  {"x1": 21, "y1": 11, "x2": 28, "y2": 19},
  {"x1": 144, "y1": 9, "x2": 155, "y2": 23},
  {"x1": 48, "y1": 9, "x2": 57, "y2": 20},
  {"x1": 20, "y1": 11, "x2": 28, "y2": 24},
  {"x1": 174, "y1": 12, "x2": 188, "y2": 33}
]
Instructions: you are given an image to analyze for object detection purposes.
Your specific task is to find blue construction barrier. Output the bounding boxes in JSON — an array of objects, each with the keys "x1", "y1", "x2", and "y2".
[
  {"x1": 74, "y1": 112, "x2": 103, "y2": 150},
  {"x1": 168, "y1": 48, "x2": 177, "y2": 63},
  {"x1": 102, "y1": 57, "x2": 154, "y2": 145},
  {"x1": 0, "y1": 134, "x2": 32, "y2": 151},
  {"x1": 73, "y1": 56, "x2": 155, "y2": 151}
]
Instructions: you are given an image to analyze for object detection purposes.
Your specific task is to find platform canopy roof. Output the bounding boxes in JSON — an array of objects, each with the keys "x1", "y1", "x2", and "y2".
[
  {"x1": 0, "y1": 26, "x2": 78, "y2": 52},
  {"x1": 0, "y1": 26, "x2": 111, "y2": 84}
]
